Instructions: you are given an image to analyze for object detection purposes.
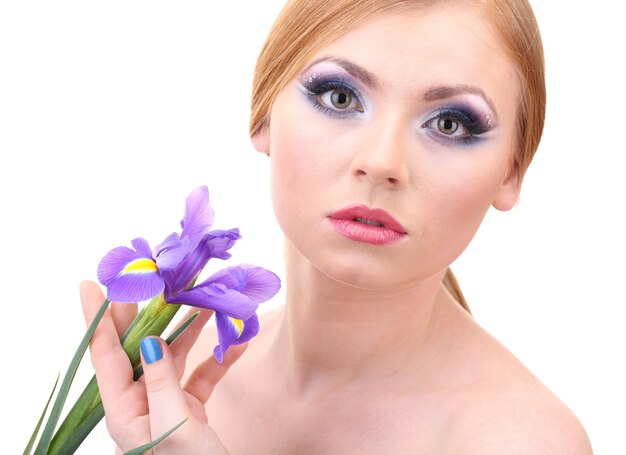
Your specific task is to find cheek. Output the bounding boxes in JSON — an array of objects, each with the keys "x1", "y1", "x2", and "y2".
[
  {"x1": 439, "y1": 174, "x2": 494, "y2": 229},
  {"x1": 271, "y1": 131, "x2": 321, "y2": 187},
  {"x1": 268, "y1": 103, "x2": 330, "y2": 227},
  {"x1": 270, "y1": 128, "x2": 304, "y2": 196},
  {"x1": 268, "y1": 94, "x2": 351, "y2": 215},
  {"x1": 419, "y1": 148, "x2": 511, "y2": 264}
]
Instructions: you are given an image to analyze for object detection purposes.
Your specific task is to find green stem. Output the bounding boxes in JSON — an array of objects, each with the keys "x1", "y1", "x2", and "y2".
[{"x1": 48, "y1": 295, "x2": 181, "y2": 455}]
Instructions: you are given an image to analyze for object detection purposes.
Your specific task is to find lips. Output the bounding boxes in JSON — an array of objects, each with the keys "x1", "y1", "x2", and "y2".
[
  {"x1": 328, "y1": 205, "x2": 406, "y2": 245},
  {"x1": 329, "y1": 205, "x2": 406, "y2": 233}
]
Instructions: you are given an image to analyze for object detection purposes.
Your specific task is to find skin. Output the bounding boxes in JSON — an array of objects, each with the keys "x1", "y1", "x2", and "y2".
[{"x1": 83, "y1": 3, "x2": 593, "y2": 453}]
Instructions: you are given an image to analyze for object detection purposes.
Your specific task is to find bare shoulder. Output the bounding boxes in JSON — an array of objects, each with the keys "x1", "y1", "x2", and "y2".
[
  {"x1": 440, "y1": 323, "x2": 592, "y2": 454},
  {"x1": 445, "y1": 379, "x2": 591, "y2": 454}
]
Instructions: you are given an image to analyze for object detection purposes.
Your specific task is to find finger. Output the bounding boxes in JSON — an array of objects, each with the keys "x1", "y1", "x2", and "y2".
[
  {"x1": 184, "y1": 343, "x2": 248, "y2": 404},
  {"x1": 111, "y1": 300, "x2": 138, "y2": 339},
  {"x1": 140, "y1": 336, "x2": 192, "y2": 441},
  {"x1": 170, "y1": 307, "x2": 214, "y2": 352},
  {"x1": 168, "y1": 307, "x2": 215, "y2": 375},
  {"x1": 80, "y1": 281, "x2": 136, "y2": 413}
]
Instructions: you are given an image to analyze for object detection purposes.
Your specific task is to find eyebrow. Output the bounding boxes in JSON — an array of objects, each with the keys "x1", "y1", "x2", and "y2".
[
  {"x1": 423, "y1": 85, "x2": 497, "y2": 115},
  {"x1": 303, "y1": 56, "x2": 379, "y2": 88}
]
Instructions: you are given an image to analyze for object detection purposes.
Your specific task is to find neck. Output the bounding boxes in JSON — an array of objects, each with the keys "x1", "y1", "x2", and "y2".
[{"x1": 268, "y1": 242, "x2": 457, "y2": 395}]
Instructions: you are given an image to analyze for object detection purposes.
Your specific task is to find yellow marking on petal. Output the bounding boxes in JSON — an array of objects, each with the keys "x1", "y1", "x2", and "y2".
[
  {"x1": 230, "y1": 317, "x2": 244, "y2": 336},
  {"x1": 124, "y1": 258, "x2": 158, "y2": 274}
]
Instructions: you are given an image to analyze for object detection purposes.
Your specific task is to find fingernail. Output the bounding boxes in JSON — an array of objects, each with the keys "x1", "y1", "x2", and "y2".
[{"x1": 140, "y1": 337, "x2": 162, "y2": 364}]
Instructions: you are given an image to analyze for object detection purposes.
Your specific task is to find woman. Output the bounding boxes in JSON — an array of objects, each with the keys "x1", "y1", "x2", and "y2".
[{"x1": 82, "y1": 0, "x2": 593, "y2": 452}]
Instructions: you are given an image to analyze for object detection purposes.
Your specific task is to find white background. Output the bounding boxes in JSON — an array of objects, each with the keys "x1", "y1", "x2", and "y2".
[{"x1": 0, "y1": 1, "x2": 624, "y2": 453}]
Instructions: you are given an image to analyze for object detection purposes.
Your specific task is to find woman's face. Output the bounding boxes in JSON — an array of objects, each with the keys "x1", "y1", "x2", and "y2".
[{"x1": 262, "y1": 4, "x2": 520, "y2": 290}]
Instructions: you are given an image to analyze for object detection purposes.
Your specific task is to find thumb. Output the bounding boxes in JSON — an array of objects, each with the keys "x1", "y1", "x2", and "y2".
[{"x1": 140, "y1": 337, "x2": 191, "y2": 441}]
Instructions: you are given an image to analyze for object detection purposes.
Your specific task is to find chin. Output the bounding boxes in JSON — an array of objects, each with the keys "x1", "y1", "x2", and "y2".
[{"x1": 284, "y1": 224, "x2": 449, "y2": 292}]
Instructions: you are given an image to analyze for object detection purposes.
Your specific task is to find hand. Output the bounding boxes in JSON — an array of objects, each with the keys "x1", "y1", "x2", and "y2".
[{"x1": 80, "y1": 280, "x2": 243, "y2": 454}]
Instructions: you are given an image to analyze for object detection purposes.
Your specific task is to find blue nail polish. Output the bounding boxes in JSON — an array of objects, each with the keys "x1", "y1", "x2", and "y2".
[{"x1": 140, "y1": 337, "x2": 162, "y2": 364}]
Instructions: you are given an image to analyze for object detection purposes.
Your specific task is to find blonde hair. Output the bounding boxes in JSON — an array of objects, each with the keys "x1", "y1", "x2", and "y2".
[{"x1": 250, "y1": 0, "x2": 546, "y2": 313}]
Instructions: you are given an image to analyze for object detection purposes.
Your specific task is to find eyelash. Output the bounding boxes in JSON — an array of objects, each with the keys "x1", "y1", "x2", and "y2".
[
  {"x1": 301, "y1": 76, "x2": 365, "y2": 118},
  {"x1": 421, "y1": 108, "x2": 491, "y2": 146}
]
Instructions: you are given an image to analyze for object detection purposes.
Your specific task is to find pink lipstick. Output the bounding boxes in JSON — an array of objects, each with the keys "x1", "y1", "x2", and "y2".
[{"x1": 328, "y1": 205, "x2": 406, "y2": 245}]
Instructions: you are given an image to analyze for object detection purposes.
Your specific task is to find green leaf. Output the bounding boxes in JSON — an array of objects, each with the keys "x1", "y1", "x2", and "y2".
[
  {"x1": 48, "y1": 310, "x2": 199, "y2": 455},
  {"x1": 33, "y1": 298, "x2": 110, "y2": 455},
  {"x1": 121, "y1": 418, "x2": 188, "y2": 455},
  {"x1": 48, "y1": 398, "x2": 105, "y2": 455},
  {"x1": 48, "y1": 375, "x2": 100, "y2": 455},
  {"x1": 48, "y1": 296, "x2": 179, "y2": 455},
  {"x1": 23, "y1": 373, "x2": 59, "y2": 455}
]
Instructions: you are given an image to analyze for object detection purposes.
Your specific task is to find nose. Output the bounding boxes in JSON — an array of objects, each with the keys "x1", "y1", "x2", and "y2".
[{"x1": 349, "y1": 113, "x2": 410, "y2": 188}]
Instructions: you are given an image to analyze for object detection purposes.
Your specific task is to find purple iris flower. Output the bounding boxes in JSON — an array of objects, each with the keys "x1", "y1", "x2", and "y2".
[
  {"x1": 97, "y1": 186, "x2": 230, "y2": 303},
  {"x1": 169, "y1": 264, "x2": 281, "y2": 363},
  {"x1": 96, "y1": 186, "x2": 281, "y2": 362}
]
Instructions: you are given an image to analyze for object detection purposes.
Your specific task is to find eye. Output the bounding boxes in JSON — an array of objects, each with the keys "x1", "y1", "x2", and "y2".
[
  {"x1": 425, "y1": 114, "x2": 468, "y2": 139},
  {"x1": 301, "y1": 76, "x2": 365, "y2": 117},
  {"x1": 421, "y1": 108, "x2": 492, "y2": 145},
  {"x1": 320, "y1": 89, "x2": 360, "y2": 111},
  {"x1": 437, "y1": 117, "x2": 460, "y2": 136}
]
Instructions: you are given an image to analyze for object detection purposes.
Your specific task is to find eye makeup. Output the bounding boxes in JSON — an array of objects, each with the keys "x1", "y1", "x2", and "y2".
[
  {"x1": 298, "y1": 60, "x2": 497, "y2": 147},
  {"x1": 420, "y1": 102, "x2": 495, "y2": 146},
  {"x1": 298, "y1": 70, "x2": 366, "y2": 119}
]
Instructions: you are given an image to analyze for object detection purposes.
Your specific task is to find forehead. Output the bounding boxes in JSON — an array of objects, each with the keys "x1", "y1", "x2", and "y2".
[{"x1": 306, "y1": 4, "x2": 519, "y2": 112}]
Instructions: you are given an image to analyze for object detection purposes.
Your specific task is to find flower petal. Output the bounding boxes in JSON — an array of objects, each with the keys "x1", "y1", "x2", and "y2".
[
  {"x1": 97, "y1": 238, "x2": 152, "y2": 286},
  {"x1": 97, "y1": 237, "x2": 165, "y2": 302},
  {"x1": 204, "y1": 265, "x2": 281, "y2": 303},
  {"x1": 204, "y1": 229, "x2": 241, "y2": 260},
  {"x1": 154, "y1": 232, "x2": 189, "y2": 272},
  {"x1": 203, "y1": 266, "x2": 246, "y2": 291},
  {"x1": 106, "y1": 272, "x2": 165, "y2": 303},
  {"x1": 131, "y1": 237, "x2": 152, "y2": 258},
  {"x1": 153, "y1": 232, "x2": 181, "y2": 257},
  {"x1": 213, "y1": 313, "x2": 260, "y2": 363},
  {"x1": 97, "y1": 246, "x2": 136, "y2": 285},
  {"x1": 180, "y1": 186, "x2": 215, "y2": 250},
  {"x1": 168, "y1": 284, "x2": 258, "y2": 320},
  {"x1": 238, "y1": 264, "x2": 282, "y2": 303},
  {"x1": 213, "y1": 312, "x2": 243, "y2": 364},
  {"x1": 162, "y1": 229, "x2": 241, "y2": 297},
  {"x1": 236, "y1": 313, "x2": 260, "y2": 345}
]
